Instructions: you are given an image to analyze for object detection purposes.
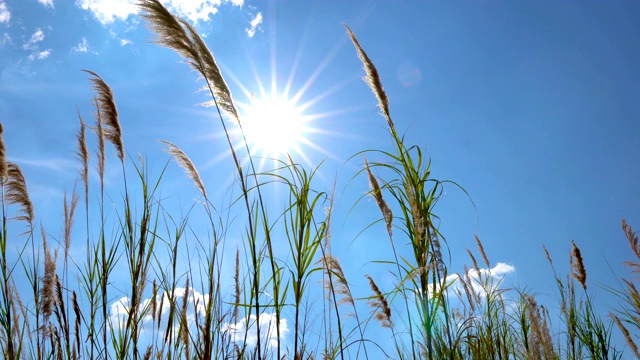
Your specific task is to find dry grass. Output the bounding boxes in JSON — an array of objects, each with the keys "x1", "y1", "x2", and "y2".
[{"x1": 0, "y1": 2, "x2": 637, "y2": 359}]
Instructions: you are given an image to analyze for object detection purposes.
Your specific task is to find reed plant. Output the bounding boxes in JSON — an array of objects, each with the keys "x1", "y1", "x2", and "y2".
[{"x1": 0, "y1": 1, "x2": 638, "y2": 359}]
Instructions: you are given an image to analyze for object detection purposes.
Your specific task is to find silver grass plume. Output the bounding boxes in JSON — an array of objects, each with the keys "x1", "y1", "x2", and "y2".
[
  {"x1": 0, "y1": 122, "x2": 7, "y2": 181},
  {"x1": 365, "y1": 275, "x2": 392, "y2": 328},
  {"x1": 83, "y1": 70, "x2": 124, "y2": 162},
  {"x1": 159, "y1": 140, "x2": 207, "y2": 199},
  {"x1": 622, "y1": 219, "x2": 640, "y2": 274},
  {"x1": 323, "y1": 255, "x2": 354, "y2": 308},
  {"x1": 63, "y1": 190, "x2": 79, "y2": 260},
  {"x1": 570, "y1": 240, "x2": 587, "y2": 290},
  {"x1": 475, "y1": 234, "x2": 490, "y2": 268},
  {"x1": 138, "y1": 0, "x2": 239, "y2": 122},
  {"x1": 364, "y1": 156, "x2": 392, "y2": 236},
  {"x1": 41, "y1": 229, "x2": 57, "y2": 326},
  {"x1": 611, "y1": 313, "x2": 639, "y2": 358},
  {"x1": 75, "y1": 112, "x2": 89, "y2": 202},
  {"x1": 93, "y1": 98, "x2": 106, "y2": 184},
  {"x1": 344, "y1": 24, "x2": 394, "y2": 132},
  {"x1": 6, "y1": 162, "x2": 34, "y2": 224}
]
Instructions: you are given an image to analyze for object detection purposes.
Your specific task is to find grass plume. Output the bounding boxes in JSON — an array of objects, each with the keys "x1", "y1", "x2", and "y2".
[
  {"x1": 5, "y1": 163, "x2": 34, "y2": 224},
  {"x1": 160, "y1": 140, "x2": 207, "y2": 200},
  {"x1": 343, "y1": 24, "x2": 394, "y2": 132},
  {"x1": 83, "y1": 70, "x2": 124, "y2": 162}
]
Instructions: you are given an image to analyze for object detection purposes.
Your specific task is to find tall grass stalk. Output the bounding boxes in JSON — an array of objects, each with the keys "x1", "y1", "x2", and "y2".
[{"x1": 1, "y1": 3, "x2": 639, "y2": 359}]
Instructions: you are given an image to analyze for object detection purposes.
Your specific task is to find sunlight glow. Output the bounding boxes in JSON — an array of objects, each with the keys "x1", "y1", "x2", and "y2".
[{"x1": 239, "y1": 93, "x2": 308, "y2": 158}]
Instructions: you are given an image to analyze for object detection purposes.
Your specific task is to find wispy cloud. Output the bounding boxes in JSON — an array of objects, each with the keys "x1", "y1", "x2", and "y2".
[
  {"x1": 1, "y1": 32, "x2": 10, "y2": 45},
  {"x1": 8, "y1": 157, "x2": 73, "y2": 172},
  {"x1": 71, "y1": 37, "x2": 90, "y2": 53},
  {"x1": 27, "y1": 49, "x2": 52, "y2": 61},
  {"x1": 23, "y1": 29, "x2": 45, "y2": 51},
  {"x1": 0, "y1": 1, "x2": 10, "y2": 24},
  {"x1": 77, "y1": 0, "x2": 245, "y2": 25},
  {"x1": 120, "y1": 38, "x2": 132, "y2": 46},
  {"x1": 245, "y1": 12, "x2": 262, "y2": 38},
  {"x1": 38, "y1": 0, "x2": 54, "y2": 9}
]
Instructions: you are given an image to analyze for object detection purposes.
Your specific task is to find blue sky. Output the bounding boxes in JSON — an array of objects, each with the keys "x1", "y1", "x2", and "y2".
[{"x1": 1, "y1": 0, "x2": 640, "y2": 355}]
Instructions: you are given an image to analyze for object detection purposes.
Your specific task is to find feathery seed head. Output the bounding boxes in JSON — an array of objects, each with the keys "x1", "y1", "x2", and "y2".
[
  {"x1": 570, "y1": 240, "x2": 587, "y2": 290},
  {"x1": 83, "y1": 70, "x2": 124, "y2": 162},
  {"x1": 612, "y1": 313, "x2": 639, "y2": 357},
  {"x1": 6, "y1": 162, "x2": 34, "y2": 224},
  {"x1": 160, "y1": 140, "x2": 207, "y2": 199},
  {"x1": 475, "y1": 234, "x2": 490, "y2": 268},
  {"x1": 344, "y1": 24, "x2": 394, "y2": 132},
  {"x1": 0, "y1": 122, "x2": 7, "y2": 181},
  {"x1": 41, "y1": 232, "x2": 57, "y2": 324},
  {"x1": 365, "y1": 274, "x2": 392, "y2": 328},
  {"x1": 138, "y1": 0, "x2": 239, "y2": 122},
  {"x1": 622, "y1": 219, "x2": 640, "y2": 262},
  {"x1": 75, "y1": 112, "x2": 89, "y2": 196},
  {"x1": 364, "y1": 156, "x2": 393, "y2": 236}
]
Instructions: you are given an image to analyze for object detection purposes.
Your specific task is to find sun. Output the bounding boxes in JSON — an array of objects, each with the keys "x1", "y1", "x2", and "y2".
[{"x1": 238, "y1": 92, "x2": 308, "y2": 159}]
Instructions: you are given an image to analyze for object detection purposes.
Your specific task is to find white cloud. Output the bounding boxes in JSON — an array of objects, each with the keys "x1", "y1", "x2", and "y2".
[
  {"x1": 245, "y1": 12, "x2": 262, "y2": 38},
  {"x1": 457, "y1": 262, "x2": 515, "y2": 299},
  {"x1": 76, "y1": 0, "x2": 138, "y2": 24},
  {"x1": 1, "y1": 32, "x2": 10, "y2": 45},
  {"x1": 28, "y1": 49, "x2": 51, "y2": 61},
  {"x1": 109, "y1": 287, "x2": 287, "y2": 349},
  {"x1": 72, "y1": 37, "x2": 90, "y2": 53},
  {"x1": 38, "y1": 0, "x2": 54, "y2": 9},
  {"x1": 77, "y1": 0, "x2": 245, "y2": 25},
  {"x1": 164, "y1": 0, "x2": 219, "y2": 23},
  {"x1": 0, "y1": 1, "x2": 10, "y2": 24},
  {"x1": 23, "y1": 28, "x2": 45, "y2": 50},
  {"x1": 221, "y1": 313, "x2": 289, "y2": 348},
  {"x1": 120, "y1": 38, "x2": 132, "y2": 46},
  {"x1": 109, "y1": 287, "x2": 210, "y2": 333},
  {"x1": 423, "y1": 262, "x2": 516, "y2": 301}
]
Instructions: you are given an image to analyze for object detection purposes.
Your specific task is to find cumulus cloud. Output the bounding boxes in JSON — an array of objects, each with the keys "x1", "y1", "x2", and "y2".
[
  {"x1": 164, "y1": 0, "x2": 218, "y2": 23},
  {"x1": 109, "y1": 287, "x2": 209, "y2": 334},
  {"x1": 71, "y1": 37, "x2": 90, "y2": 53},
  {"x1": 23, "y1": 28, "x2": 45, "y2": 50},
  {"x1": 423, "y1": 262, "x2": 515, "y2": 301},
  {"x1": 76, "y1": 0, "x2": 138, "y2": 24},
  {"x1": 221, "y1": 313, "x2": 288, "y2": 348},
  {"x1": 38, "y1": 0, "x2": 54, "y2": 9},
  {"x1": 455, "y1": 262, "x2": 515, "y2": 299},
  {"x1": 109, "y1": 287, "x2": 287, "y2": 349},
  {"x1": 28, "y1": 49, "x2": 52, "y2": 61},
  {"x1": 0, "y1": 1, "x2": 10, "y2": 24},
  {"x1": 77, "y1": 0, "x2": 244, "y2": 25},
  {"x1": 245, "y1": 12, "x2": 262, "y2": 38}
]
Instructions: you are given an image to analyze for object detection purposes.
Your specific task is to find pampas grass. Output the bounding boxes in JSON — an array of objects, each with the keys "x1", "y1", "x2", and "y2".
[
  {"x1": 160, "y1": 140, "x2": 207, "y2": 200},
  {"x1": 1, "y1": 2, "x2": 639, "y2": 359},
  {"x1": 5, "y1": 163, "x2": 34, "y2": 225},
  {"x1": 83, "y1": 70, "x2": 124, "y2": 163},
  {"x1": 0, "y1": 123, "x2": 7, "y2": 181},
  {"x1": 365, "y1": 275, "x2": 393, "y2": 329},
  {"x1": 571, "y1": 240, "x2": 587, "y2": 291},
  {"x1": 343, "y1": 24, "x2": 394, "y2": 132}
]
